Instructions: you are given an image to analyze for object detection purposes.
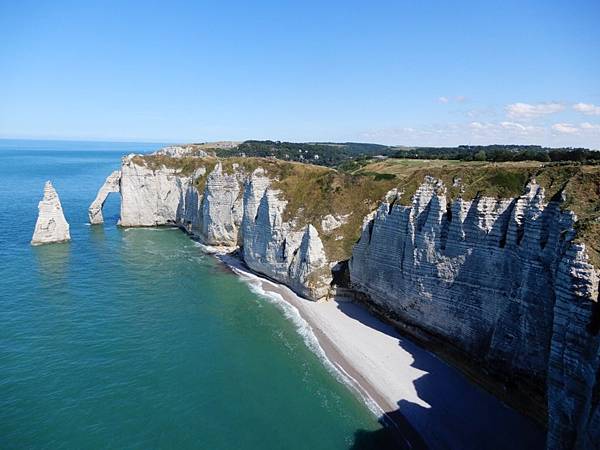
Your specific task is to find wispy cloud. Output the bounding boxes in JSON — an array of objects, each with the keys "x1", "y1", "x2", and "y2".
[
  {"x1": 361, "y1": 120, "x2": 600, "y2": 147},
  {"x1": 362, "y1": 120, "x2": 542, "y2": 146},
  {"x1": 573, "y1": 103, "x2": 600, "y2": 116},
  {"x1": 467, "y1": 121, "x2": 541, "y2": 135},
  {"x1": 438, "y1": 96, "x2": 468, "y2": 104},
  {"x1": 551, "y1": 122, "x2": 600, "y2": 135},
  {"x1": 499, "y1": 121, "x2": 540, "y2": 133},
  {"x1": 506, "y1": 102, "x2": 564, "y2": 119},
  {"x1": 581, "y1": 122, "x2": 600, "y2": 131},
  {"x1": 468, "y1": 121, "x2": 490, "y2": 130},
  {"x1": 551, "y1": 123, "x2": 579, "y2": 134}
]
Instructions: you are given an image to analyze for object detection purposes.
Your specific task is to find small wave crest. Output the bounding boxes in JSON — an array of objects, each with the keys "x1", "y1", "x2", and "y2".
[
  {"x1": 221, "y1": 257, "x2": 382, "y2": 417},
  {"x1": 191, "y1": 241, "x2": 229, "y2": 255},
  {"x1": 123, "y1": 227, "x2": 178, "y2": 232}
]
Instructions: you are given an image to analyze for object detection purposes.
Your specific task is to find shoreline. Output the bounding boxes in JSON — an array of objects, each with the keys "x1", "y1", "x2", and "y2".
[{"x1": 193, "y1": 242, "x2": 545, "y2": 449}]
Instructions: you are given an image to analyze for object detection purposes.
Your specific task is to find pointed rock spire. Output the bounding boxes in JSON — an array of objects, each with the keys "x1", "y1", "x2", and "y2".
[{"x1": 31, "y1": 181, "x2": 71, "y2": 245}]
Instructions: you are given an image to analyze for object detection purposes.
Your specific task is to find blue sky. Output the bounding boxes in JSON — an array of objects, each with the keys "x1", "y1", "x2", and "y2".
[{"x1": 1, "y1": 0, "x2": 599, "y2": 147}]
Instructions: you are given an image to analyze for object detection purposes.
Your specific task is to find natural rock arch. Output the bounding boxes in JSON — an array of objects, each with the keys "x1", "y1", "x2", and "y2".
[{"x1": 88, "y1": 171, "x2": 121, "y2": 224}]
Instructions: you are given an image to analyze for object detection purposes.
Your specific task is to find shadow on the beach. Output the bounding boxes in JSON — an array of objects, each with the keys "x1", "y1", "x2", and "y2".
[
  {"x1": 336, "y1": 300, "x2": 400, "y2": 339},
  {"x1": 341, "y1": 299, "x2": 546, "y2": 450},
  {"x1": 350, "y1": 408, "x2": 427, "y2": 450}
]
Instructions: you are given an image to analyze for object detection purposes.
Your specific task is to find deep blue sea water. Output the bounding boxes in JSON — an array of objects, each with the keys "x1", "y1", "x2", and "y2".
[{"x1": 0, "y1": 140, "x2": 385, "y2": 449}]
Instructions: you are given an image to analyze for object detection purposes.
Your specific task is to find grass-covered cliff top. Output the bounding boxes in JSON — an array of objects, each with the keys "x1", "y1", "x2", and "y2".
[
  {"x1": 148, "y1": 140, "x2": 599, "y2": 168},
  {"x1": 130, "y1": 154, "x2": 600, "y2": 267},
  {"x1": 131, "y1": 154, "x2": 397, "y2": 260},
  {"x1": 357, "y1": 159, "x2": 600, "y2": 268}
]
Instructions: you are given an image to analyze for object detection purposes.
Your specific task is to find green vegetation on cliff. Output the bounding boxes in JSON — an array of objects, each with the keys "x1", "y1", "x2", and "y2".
[
  {"x1": 132, "y1": 153, "x2": 600, "y2": 268},
  {"x1": 185, "y1": 140, "x2": 600, "y2": 167},
  {"x1": 359, "y1": 159, "x2": 600, "y2": 267},
  {"x1": 391, "y1": 144, "x2": 600, "y2": 163},
  {"x1": 214, "y1": 140, "x2": 394, "y2": 167}
]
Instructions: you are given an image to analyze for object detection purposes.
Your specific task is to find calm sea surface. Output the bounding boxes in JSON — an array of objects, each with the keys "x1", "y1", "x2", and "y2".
[{"x1": 0, "y1": 140, "x2": 385, "y2": 449}]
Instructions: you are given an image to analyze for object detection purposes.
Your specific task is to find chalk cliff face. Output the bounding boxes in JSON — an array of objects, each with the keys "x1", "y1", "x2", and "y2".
[
  {"x1": 153, "y1": 145, "x2": 209, "y2": 158},
  {"x1": 92, "y1": 157, "x2": 331, "y2": 299},
  {"x1": 349, "y1": 176, "x2": 600, "y2": 450},
  {"x1": 91, "y1": 154, "x2": 600, "y2": 450},
  {"x1": 199, "y1": 163, "x2": 243, "y2": 246},
  {"x1": 240, "y1": 169, "x2": 330, "y2": 299},
  {"x1": 31, "y1": 181, "x2": 71, "y2": 245},
  {"x1": 119, "y1": 155, "x2": 191, "y2": 227},
  {"x1": 548, "y1": 244, "x2": 600, "y2": 450}
]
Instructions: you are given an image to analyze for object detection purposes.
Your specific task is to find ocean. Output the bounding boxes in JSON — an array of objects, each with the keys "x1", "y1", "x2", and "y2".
[{"x1": 0, "y1": 140, "x2": 387, "y2": 450}]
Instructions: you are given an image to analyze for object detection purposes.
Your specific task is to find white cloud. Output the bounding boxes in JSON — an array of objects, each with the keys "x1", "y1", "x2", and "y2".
[
  {"x1": 552, "y1": 123, "x2": 579, "y2": 134},
  {"x1": 469, "y1": 121, "x2": 485, "y2": 130},
  {"x1": 360, "y1": 120, "x2": 599, "y2": 147},
  {"x1": 499, "y1": 121, "x2": 539, "y2": 132},
  {"x1": 573, "y1": 103, "x2": 600, "y2": 116},
  {"x1": 580, "y1": 122, "x2": 600, "y2": 131},
  {"x1": 549, "y1": 122, "x2": 600, "y2": 135},
  {"x1": 506, "y1": 102, "x2": 564, "y2": 119},
  {"x1": 438, "y1": 96, "x2": 468, "y2": 104}
]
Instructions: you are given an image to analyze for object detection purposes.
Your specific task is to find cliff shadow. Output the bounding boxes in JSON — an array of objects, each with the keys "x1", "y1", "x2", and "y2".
[
  {"x1": 336, "y1": 299, "x2": 546, "y2": 450},
  {"x1": 350, "y1": 408, "x2": 421, "y2": 450},
  {"x1": 335, "y1": 298, "x2": 404, "y2": 340}
]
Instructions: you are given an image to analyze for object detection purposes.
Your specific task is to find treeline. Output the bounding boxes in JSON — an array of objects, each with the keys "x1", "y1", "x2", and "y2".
[
  {"x1": 215, "y1": 141, "x2": 600, "y2": 167},
  {"x1": 392, "y1": 145, "x2": 600, "y2": 163},
  {"x1": 216, "y1": 140, "x2": 393, "y2": 167}
]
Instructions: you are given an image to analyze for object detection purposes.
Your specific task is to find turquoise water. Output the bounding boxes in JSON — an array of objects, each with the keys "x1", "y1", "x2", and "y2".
[{"x1": 0, "y1": 140, "x2": 387, "y2": 449}]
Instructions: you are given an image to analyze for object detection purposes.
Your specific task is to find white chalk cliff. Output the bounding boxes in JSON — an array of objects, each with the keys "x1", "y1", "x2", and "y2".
[
  {"x1": 90, "y1": 154, "x2": 600, "y2": 449},
  {"x1": 90, "y1": 156, "x2": 331, "y2": 299},
  {"x1": 31, "y1": 181, "x2": 71, "y2": 245},
  {"x1": 349, "y1": 176, "x2": 600, "y2": 450},
  {"x1": 152, "y1": 145, "x2": 209, "y2": 158},
  {"x1": 119, "y1": 155, "x2": 192, "y2": 227},
  {"x1": 88, "y1": 171, "x2": 121, "y2": 224}
]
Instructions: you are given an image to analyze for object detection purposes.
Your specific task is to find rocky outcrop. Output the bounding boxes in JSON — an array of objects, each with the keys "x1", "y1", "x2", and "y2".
[
  {"x1": 349, "y1": 176, "x2": 600, "y2": 450},
  {"x1": 321, "y1": 213, "x2": 349, "y2": 232},
  {"x1": 241, "y1": 169, "x2": 331, "y2": 299},
  {"x1": 199, "y1": 163, "x2": 244, "y2": 245},
  {"x1": 119, "y1": 155, "x2": 192, "y2": 227},
  {"x1": 153, "y1": 145, "x2": 209, "y2": 158},
  {"x1": 31, "y1": 181, "x2": 71, "y2": 245},
  {"x1": 88, "y1": 171, "x2": 121, "y2": 224},
  {"x1": 110, "y1": 158, "x2": 331, "y2": 299}
]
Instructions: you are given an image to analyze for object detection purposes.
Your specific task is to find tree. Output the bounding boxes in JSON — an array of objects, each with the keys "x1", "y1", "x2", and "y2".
[{"x1": 474, "y1": 150, "x2": 487, "y2": 161}]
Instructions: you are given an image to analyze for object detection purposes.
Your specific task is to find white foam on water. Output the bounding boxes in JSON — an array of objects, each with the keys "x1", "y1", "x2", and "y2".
[
  {"x1": 191, "y1": 241, "x2": 231, "y2": 255},
  {"x1": 123, "y1": 227, "x2": 178, "y2": 232},
  {"x1": 219, "y1": 254, "x2": 383, "y2": 417}
]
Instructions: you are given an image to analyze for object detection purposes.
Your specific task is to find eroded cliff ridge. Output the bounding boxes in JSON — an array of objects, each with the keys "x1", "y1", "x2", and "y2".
[{"x1": 91, "y1": 152, "x2": 600, "y2": 449}]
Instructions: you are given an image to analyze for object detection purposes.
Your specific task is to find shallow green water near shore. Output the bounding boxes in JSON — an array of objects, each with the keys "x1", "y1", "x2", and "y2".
[{"x1": 0, "y1": 140, "x2": 385, "y2": 449}]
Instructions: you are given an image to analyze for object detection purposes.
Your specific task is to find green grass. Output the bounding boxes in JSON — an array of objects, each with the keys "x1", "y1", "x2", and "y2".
[
  {"x1": 131, "y1": 154, "x2": 600, "y2": 269},
  {"x1": 360, "y1": 159, "x2": 600, "y2": 268}
]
